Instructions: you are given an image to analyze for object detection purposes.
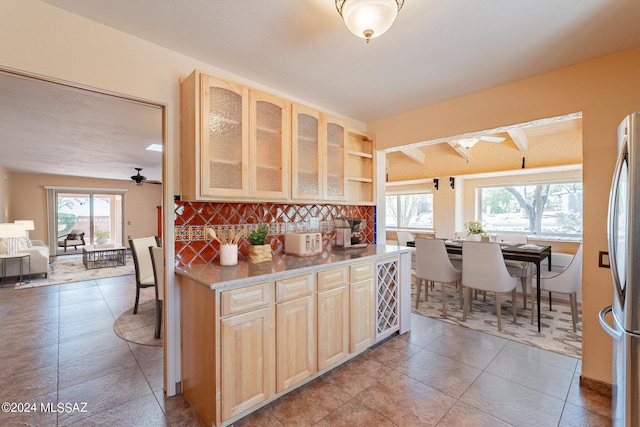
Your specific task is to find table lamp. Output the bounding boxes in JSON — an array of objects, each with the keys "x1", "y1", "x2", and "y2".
[
  {"x1": 0, "y1": 223, "x2": 26, "y2": 255},
  {"x1": 14, "y1": 220, "x2": 35, "y2": 238}
]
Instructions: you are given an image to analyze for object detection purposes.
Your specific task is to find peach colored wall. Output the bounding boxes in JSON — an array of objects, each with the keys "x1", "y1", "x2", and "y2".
[
  {"x1": 0, "y1": 164, "x2": 9, "y2": 222},
  {"x1": 9, "y1": 172, "x2": 161, "y2": 247},
  {"x1": 370, "y1": 46, "x2": 640, "y2": 385}
]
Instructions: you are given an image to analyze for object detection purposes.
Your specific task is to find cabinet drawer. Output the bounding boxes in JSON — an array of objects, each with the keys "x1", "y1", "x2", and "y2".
[
  {"x1": 276, "y1": 275, "x2": 313, "y2": 303},
  {"x1": 221, "y1": 282, "x2": 272, "y2": 317},
  {"x1": 350, "y1": 262, "x2": 373, "y2": 282},
  {"x1": 317, "y1": 267, "x2": 347, "y2": 291}
]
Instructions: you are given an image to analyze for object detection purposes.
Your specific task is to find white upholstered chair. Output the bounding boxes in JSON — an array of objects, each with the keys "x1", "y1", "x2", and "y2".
[
  {"x1": 149, "y1": 246, "x2": 164, "y2": 339},
  {"x1": 414, "y1": 238, "x2": 462, "y2": 315},
  {"x1": 495, "y1": 233, "x2": 531, "y2": 309},
  {"x1": 129, "y1": 237, "x2": 158, "y2": 314},
  {"x1": 395, "y1": 231, "x2": 415, "y2": 246},
  {"x1": 462, "y1": 241, "x2": 519, "y2": 331},
  {"x1": 531, "y1": 244, "x2": 582, "y2": 332}
]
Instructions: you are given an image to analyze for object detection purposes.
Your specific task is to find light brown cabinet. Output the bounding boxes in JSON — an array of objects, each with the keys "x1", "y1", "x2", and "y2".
[
  {"x1": 180, "y1": 70, "x2": 290, "y2": 201},
  {"x1": 291, "y1": 104, "x2": 348, "y2": 202},
  {"x1": 179, "y1": 250, "x2": 412, "y2": 427},
  {"x1": 181, "y1": 69, "x2": 373, "y2": 204},
  {"x1": 221, "y1": 306, "x2": 275, "y2": 420},
  {"x1": 347, "y1": 130, "x2": 376, "y2": 205},
  {"x1": 317, "y1": 267, "x2": 349, "y2": 370},
  {"x1": 275, "y1": 275, "x2": 316, "y2": 392},
  {"x1": 220, "y1": 283, "x2": 275, "y2": 420},
  {"x1": 250, "y1": 89, "x2": 290, "y2": 200},
  {"x1": 349, "y1": 262, "x2": 374, "y2": 353}
]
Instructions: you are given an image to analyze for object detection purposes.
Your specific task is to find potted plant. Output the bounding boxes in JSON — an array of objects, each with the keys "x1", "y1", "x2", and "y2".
[
  {"x1": 247, "y1": 225, "x2": 272, "y2": 263},
  {"x1": 95, "y1": 230, "x2": 110, "y2": 244},
  {"x1": 464, "y1": 220, "x2": 485, "y2": 242}
]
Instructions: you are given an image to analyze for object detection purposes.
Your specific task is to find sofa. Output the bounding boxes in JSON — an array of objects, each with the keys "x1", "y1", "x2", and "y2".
[{"x1": 0, "y1": 238, "x2": 50, "y2": 280}]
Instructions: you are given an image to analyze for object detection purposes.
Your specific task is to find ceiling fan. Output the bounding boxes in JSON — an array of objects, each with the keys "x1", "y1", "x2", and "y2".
[
  {"x1": 130, "y1": 167, "x2": 147, "y2": 186},
  {"x1": 455, "y1": 135, "x2": 505, "y2": 148}
]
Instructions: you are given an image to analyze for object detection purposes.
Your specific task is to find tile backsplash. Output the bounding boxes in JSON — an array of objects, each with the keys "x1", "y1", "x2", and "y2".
[{"x1": 174, "y1": 201, "x2": 376, "y2": 265}]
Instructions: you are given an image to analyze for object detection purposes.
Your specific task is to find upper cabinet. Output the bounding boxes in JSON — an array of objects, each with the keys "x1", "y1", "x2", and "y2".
[
  {"x1": 291, "y1": 105, "x2": 347, "y2": 202},
  {"x1": 180, "y1": 69, "x2": 373, "y2": 204},
  {"x1": 199, "y1": 74, "x2": 250, "y2": 199},
  {"x1": 291, "y1": 104, "x2": 322, "y2": 200},
  {"x1": 250, "y1": 90, "x2": 290, "y2": 200},
  {"x1": 324, "y1": 114, "x2": 348, "y2": 202},
  {"x1": 347, "y1": 130, "x2": 376, "y2": 205},
  {"x1": 181, "y1": 71, "x2": 289, "y2": 201}
]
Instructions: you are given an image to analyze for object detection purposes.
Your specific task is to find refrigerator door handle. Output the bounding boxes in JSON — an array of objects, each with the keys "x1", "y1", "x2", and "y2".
[
  {"x1": 607, "y1": 142, "x2": 627, "y2": 302},
  {"x1": 599, "y1": 306, "x2": 622, "y2": 340}
]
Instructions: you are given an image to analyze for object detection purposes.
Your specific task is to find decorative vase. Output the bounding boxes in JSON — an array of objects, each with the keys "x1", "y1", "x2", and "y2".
[
  {"x1": 97, "y1": 237, "x2": 108, "y2": 245},
  {"x1": 219, "y1": 244, "x2": 238, "y2": 266},
  {"x1": 248, "y1": 244, "x2": 272, "y2": 264},
  {"x1": 469, "y1": 234, "x2": 481, "y2": 242}
]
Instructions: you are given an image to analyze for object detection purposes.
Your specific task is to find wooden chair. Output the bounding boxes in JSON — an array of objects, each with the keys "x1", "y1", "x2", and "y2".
[
  {"x1": 129, "y1": 237, "x2": 158, "y2": 314},
  {"x1": 531, "y1": 245, "x2": 582, "y2": 332},
  {"x1": 414, "y1": 238, "x2": 462, "y2": 315},
  {"x1": 149, "y1": 246, "x2": 164, "y2": 339},
  {"x1": 462, "y1": 241, "x2": 519, "y2": 331}
]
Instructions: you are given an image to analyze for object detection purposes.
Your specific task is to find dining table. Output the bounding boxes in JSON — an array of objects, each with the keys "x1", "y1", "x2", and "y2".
[{"x1": 406, "y1": 239, "x2": 552, "y2": 332}]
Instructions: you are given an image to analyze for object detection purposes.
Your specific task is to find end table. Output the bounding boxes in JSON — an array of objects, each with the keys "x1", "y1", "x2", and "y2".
[{"x1": 0, "y1": 253, "x2": 30, "y2": 285}]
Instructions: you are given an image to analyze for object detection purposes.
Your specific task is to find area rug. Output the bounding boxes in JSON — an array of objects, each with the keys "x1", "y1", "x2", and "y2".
[
  {"x1": 113, "y1": 300, "x2": 162, "y2": 347},
  {"x1": 411, "y1": 283, "x2": 582, "y2": 359},
  {"x1": 14, "y1": 254, "x2": 135, "y2": 290}
]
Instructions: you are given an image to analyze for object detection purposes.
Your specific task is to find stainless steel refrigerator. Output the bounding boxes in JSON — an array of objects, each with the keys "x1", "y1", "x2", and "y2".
[{"x1": 600, "y1": 111, "x2": 640, "y2": 426}]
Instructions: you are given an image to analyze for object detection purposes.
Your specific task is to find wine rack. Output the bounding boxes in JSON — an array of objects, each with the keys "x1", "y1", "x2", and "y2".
[{"x1": 376, "y1": 257, "x2": 399, "y2": 340}]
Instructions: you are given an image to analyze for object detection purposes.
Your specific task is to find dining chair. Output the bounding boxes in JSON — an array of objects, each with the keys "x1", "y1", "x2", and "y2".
[
  {"x1": 495, "y1": 233, "x2": 531, "y2": 309},
  {"x1": 149, "y1": 246, "x2": 164, "y2": 339},
  {"x1": 462, "y1": 241, "x2": 519, "y2": 331},
  {"x1": 129, "y1": 237, "x2": 158, "y2": 314},
  {"x1": 414, "y1": 238, "x2": 462, "y2": 315},
  {"x1": 395, "y1": 231, "x2": 415, "y2": 246},
  {"x1": 530, "y1": 244, "x2": 582, "y2": 332}
]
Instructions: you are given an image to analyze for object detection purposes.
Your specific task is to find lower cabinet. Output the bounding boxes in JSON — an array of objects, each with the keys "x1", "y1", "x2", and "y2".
[
  {"x1": 317, "y1": 285, "x2": 349, "y2": 370},
  {"x1": 221, "y1": 305, "x2": 275, "y2": 421},
  {"x1": 276, "y1": 294, "x2": 316, "y2": 392},
  {"x1": 181, "y1": 254, "x2": 407, "y2": 427},
  {"x1": 350, "y1": 277, "x2": 374, "y2": 353}
]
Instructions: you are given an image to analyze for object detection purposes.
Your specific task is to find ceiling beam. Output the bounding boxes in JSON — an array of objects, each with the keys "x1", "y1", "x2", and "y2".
[
  {"x1": 447, "y1": 141, "x2": 470, "y2": 161},
  {"x1": 508, "y1": 128, "x2": 528, "y2": 151},
  {"x1": 400, "y1": 147, "x2": 426, "y2": 164}
]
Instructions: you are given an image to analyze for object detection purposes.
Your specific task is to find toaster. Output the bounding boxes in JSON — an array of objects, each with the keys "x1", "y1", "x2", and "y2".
[{"x1": 284, "y1": 232, "x2": 323, "y2": 257}]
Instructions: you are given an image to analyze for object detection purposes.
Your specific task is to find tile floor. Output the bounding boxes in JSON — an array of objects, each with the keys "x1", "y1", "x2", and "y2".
[{"x1": 0, "y1": 275, "x2": 611, "y2": 426}]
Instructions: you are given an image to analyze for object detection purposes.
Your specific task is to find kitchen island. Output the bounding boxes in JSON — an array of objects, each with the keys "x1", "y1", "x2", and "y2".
[{"x1": 175, "y1": 244, "x2": 413, "y2": 427}]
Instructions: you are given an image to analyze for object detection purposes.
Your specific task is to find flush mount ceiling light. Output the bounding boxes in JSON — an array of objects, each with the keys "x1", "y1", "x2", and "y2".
[
  {"x1": 457, "y1": 135, "x2": 506, "y2": 149},
  {"x1": 130, "y1": 167, "x2": 147, "y2": 186},
  {"x1": 335, "y1": 0, "x2": 404, "y2": 43}
]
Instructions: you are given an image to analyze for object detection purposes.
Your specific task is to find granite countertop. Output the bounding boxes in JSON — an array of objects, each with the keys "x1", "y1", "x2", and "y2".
[{"x1": 175, "y1": 244, "x2": 414, "y2": 290}]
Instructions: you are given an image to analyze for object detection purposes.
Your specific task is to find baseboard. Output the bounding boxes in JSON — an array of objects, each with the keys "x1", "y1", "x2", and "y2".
[{"x1": 580, "y1": 375, "x2": 612, "y2": 397}]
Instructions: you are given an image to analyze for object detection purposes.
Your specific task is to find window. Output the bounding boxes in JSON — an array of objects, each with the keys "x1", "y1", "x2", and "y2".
[
  {"x1": 386, "y1": 192, "x2": 434, "y2": 229},
  {"x1": 478, "y1": 181, "x2": 583, "y2": 237}
]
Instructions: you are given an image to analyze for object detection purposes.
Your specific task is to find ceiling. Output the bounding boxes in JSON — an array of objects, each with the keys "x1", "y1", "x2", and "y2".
[
  {"x1": 2, "y1": 0, "x2": 640, "y2": 182},
  {"x1": 0, "y1": 72, "x2": 163, "y2": 183}
]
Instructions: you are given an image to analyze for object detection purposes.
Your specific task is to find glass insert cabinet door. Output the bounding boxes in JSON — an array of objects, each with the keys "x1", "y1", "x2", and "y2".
[
  {"x1": 292, "y1": 104, "x2": 322, "y2": 200},
  {"x1": 324, "y1": 115, "x2": 347, "y2": 201},
  {"x1": 199, "y1": 74, "x2": 250, "y2": 198},
  {"x1": 250, "y1": 90, "x2": 290, "y2": 199}
]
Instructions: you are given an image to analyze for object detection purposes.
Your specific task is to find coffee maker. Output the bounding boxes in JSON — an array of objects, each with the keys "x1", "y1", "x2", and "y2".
[{"x1": 334, "y1": 217, "x2": 366, "y2": 249}]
